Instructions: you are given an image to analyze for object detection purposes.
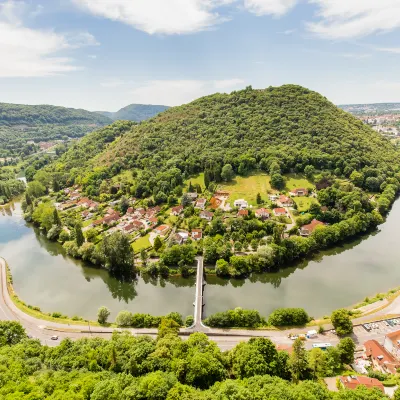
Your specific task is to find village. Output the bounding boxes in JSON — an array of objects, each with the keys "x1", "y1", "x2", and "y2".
[{"x1": 53, "y1": 178, "x2": 326, "y2": 256}]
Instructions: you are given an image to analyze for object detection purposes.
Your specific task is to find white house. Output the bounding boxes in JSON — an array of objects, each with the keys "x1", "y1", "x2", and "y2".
[{"x1": 233, "y1": 199, "x2": 248, "y2": 209}]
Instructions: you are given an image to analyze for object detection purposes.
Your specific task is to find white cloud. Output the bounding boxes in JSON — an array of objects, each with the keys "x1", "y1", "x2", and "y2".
[
  {"x1": 339, "y1": 53, "x2": 371, "y2": 59},
  {"x1": 73, "y1": 0, "x2": 236, "y2": 35},
  {"x1": 129, "y1": 79, "x2": 245, "y2": 106},
  {"x1": 88, "y1": 54, "x2": 97, "y2": 59},
  {"x1": 0, "y1": 1, "x2": 99, "y2": 77},
  {"x1": 374, "y1": 47, "x2": 400, "y2": 54},
  {"x1": 278, "y1": 29, "x2": 296, "y2": 34},
  {"x1": 307, "y1": 0, "x2": 400, "y2": 39},
  {"x1": 243, "y1": 0, "x2": 297, "y2": 16}
]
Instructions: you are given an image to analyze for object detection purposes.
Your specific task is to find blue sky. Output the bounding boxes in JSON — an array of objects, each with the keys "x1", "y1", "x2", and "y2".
[{"x1": 1, "y1": 0, "x2": 400, "y2": 111}]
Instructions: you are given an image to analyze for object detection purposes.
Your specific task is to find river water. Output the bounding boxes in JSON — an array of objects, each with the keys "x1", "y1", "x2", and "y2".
[{"x1": 1, "y1": 200, "x2": 400, "y2": 321}]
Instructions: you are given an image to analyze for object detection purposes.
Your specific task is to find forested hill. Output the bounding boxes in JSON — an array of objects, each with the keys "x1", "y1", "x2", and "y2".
[
  {"x1": 0, "y1": 102, "x2": 111, "y2": 126},
  {"x1": 96, "y1": 104, "x2": 169, "y2": 122},
  {"x1": 93, "y1": 85, "x2": 399, "y2": 174}
]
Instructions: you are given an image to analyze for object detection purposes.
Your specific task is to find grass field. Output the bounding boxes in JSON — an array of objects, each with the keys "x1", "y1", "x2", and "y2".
[
  {"x1": 284, "y1": 174, "x2": 314, "y2": 191},
  {"x1": 293, "y1": 196, "x2": 319, "y2": 212},
  {"x1": 219, "y1": 174, "x2": 273, "y2": 206},
  {"x1": 185, "y1": 173, "x2": 205, "y2": 190},
  {"x1": 132, "y1": 234, "x2": 151, "y2": 253}
]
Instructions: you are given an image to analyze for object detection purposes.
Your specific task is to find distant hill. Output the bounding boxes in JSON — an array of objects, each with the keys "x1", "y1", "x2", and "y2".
[
  {"x1": 96, "y1": 104, "x2": 169, "y2": 122},
  {"x1": 339, "y1": 103, "x2": 400, "y2": 115},
  {"x1": 0, "y1": 102, "x2": 112, "y2": 157}
]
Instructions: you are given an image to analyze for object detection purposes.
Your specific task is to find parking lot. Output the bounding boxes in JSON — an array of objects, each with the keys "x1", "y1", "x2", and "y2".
[{"x1": 353, "y1": 318, "x2": 400, "y2": 337}]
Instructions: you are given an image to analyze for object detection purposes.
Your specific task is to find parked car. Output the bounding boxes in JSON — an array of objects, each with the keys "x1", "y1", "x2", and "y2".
[{"x1": 51, "y1": 335, "x2": 59, "y2": 340}]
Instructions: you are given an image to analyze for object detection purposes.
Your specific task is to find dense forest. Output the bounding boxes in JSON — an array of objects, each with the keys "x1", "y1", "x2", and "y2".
[
  {"x1": 96, "y1": 104, "x2": 169, "y2": 122},
  {"x1": 0, "y1": 102, "x2": 111, "y2": 157},
  {"x1": 0, "y1": 320, "x2": 390, "y2": 400}
]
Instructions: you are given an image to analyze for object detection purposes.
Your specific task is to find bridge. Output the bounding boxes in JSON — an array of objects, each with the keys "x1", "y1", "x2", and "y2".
[{"x1": 192, "y1": 257, "x2": 207, "y2": 331}]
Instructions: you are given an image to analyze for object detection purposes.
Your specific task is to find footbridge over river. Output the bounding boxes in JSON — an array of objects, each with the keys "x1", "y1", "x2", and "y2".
[{"x1": 192, "y1": 257, "x2": 207, "y2": 331}]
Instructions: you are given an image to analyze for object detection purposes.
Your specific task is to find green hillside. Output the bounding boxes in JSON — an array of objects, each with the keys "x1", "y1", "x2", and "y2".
[
  {"x1": 0, "y1": 102, "x2": 112, "y2": 158},
  {"x1": 96, "y1": 103, "x2": 169, "y2": 122}
]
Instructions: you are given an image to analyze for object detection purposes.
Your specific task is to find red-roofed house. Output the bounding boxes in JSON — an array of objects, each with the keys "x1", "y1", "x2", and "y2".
[
  {"x1": 154, "y1": 225, "x2": 170, "y2": 237},
  {"x1": 384, "y1": 330, "x2": 400, "y2": 360},
  {"x1": 339, "y1": 376, "x2": 384, "y2": 392},
  {"x1": 255, "y1": 208, "x2": 271, "y2": 219},
  {"x1": 103, "y1": 212, "x2": 121, "y2": 226},
  {"x1": 300, "y1": 219, "x2": 324, "y2": 236},
  {"x1": 289, "y1": 188, "x2": 308, "y2": 197},
  {"x1": 191, "y1": 229, "x2": 203, "y2": 241},
  {"x1": 237, "y1": 209, "x2": 248, "y2": 217},
  {"x1": 278, "y1": 195, "x2": 294, "y2": 207},
  {"x1": 171, "y1": 205, "x2": 183, "y2": 216},
  {"x1": 200, "y1": 210, "x2": 213, "y2": 221},
  {"x1": 364, "y1": 339, "x2": 400, "y2": 374},
  {"x1": 273, "y1": 208, "x2": 287, "y2": 216},
  {"x1": 195, "y1": 198, "x2": 207, "y2": 210}
]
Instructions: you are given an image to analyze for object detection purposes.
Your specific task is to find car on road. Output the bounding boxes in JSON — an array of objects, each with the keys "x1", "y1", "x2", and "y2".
[{"x1": 51, "y1": 335, "x2": 59, "y2": 340}]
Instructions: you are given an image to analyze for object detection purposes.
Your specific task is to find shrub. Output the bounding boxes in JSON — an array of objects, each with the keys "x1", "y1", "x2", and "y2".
[
  {"x1": 52, "y1": 312, "x2": 62, "y2": 318},
  {"x1": 331, "y1": 309, "x2": 353, "y2": 336},
  {"x1": 268, "y1": 308, "x2": 310, "y2": 326},
  {"x1": 185, "y1": 315, "x2": 194, "y2": 327},
  {"x1": 204, "y1": 307, "x2": 264, "y2": 328},
  {"x1": 97, "y1": 306, "x2": 111, "y2": 324},
  {"x1": 115, "y1": 311, "x2": 133, "y2": 327}
]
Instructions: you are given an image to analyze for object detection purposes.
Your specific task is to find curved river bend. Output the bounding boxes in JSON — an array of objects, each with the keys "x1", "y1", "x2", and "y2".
[{"x1": 2, "y1": 201, "x2": 400, "y2": 320}]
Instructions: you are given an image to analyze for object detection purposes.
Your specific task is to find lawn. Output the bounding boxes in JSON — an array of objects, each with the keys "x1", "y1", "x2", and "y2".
[
  {"x1": 132, "y1": 234, "x2": 151, "y2": 253},
  {"x1": 293, "y1": 196, "x2": 319, "y2": 212},
  {"x1": 185, "y1": 173, "x2": 205, "y2": 190},
  {"x1": 284, "y1": 173, "x2": 314, "y2": 191},
  {"x1": 219, "y1": 174, "x2": 273, "y2": 206}
]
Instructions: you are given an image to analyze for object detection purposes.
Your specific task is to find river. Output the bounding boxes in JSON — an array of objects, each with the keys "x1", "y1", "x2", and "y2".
[
  {"x1": 1, "y1": 200, "x2": 400, "y2": 321},
  {"x1": 0, "y1": 202, "x2": 195, "y2": 320}
]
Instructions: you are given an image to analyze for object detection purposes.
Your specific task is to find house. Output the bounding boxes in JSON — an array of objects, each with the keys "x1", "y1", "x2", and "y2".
[
  {"x1": 195, "y1": 198, "x2": 207, "y2": 210},
  {"x1": 191, "y1": 229, "x2": 203, "y2": 241},
  {"x1": 154, "y1": 224, "x2": 170, "y2": 237},
  {"x1": 171, "y1": 205, "x2": 183, "y2": 216},
  {"x1": 131, "y1": 220, "x2": 145, "y2": 231},
  {"x1": 289, "y1": 188, "x2": 308, "y2": 197},
  {"x1": 237, "y1": 209, "x2": 248, "y2": 217},
  {"x1": 269, "y1": 194, "x2": 279, "y2": 202},
  {"x1": 278, "y1": 195, "x2": 294, "y2": 207},
  {"x1": 127, "y1": 207, "x2": 134, "y2": 214},
  {"x1": 103, "y1": 212, "x2": 121, "y2": 226},
  {"x1": 364, "y1": 339, "x2": 400, "y2": 374},
  {"x1": 300, "y1": 219, "x2": 324, "y2": 236},
  {"x1": 175, "y1": 231, "x2": 189, "y2": 245},
  {"x1": 339, "y1": 376, "x2": 384, "y2": 393},
  {"x1": 384, "y1": 330, "x2": 400, "y2": 360},
  {"x1": 234, "y1": 199, "x2": 248, "y2": 209},
  {"x1": 147, "y1": 217, "x2": 158, "y2": 228},
  {"x1": 273, "y1": 208, "x2": 287, "y2": 216},
  {"x1": 255, "y1": 208, "x2": 271, "y2": 219},
  {"x1": 200, "y1": 210, "x2": 213, "y2": 221},
  {"x1": 186, "y1": 192, "x2": 198, "y2": 200}
]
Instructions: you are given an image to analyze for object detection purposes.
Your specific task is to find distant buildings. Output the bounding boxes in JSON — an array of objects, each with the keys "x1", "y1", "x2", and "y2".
[{"x1": 339, "y1": 376, "x2": 384, "y2": 393}]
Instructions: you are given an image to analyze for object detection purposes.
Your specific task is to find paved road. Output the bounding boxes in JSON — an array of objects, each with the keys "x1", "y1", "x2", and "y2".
[
  {"x1": 2, "y1": 257, "x2": 400, "y2": 351},
  {"x1": 193, "y1": 257, "x2": 208, "y2": 331}
]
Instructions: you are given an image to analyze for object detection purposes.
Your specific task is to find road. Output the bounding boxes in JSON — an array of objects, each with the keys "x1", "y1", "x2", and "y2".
[
  {"x1": 2, "y1": 257, "x2": 400, "y2": 351},
  {"x1": 193, "y1": 256, "x2": 207, "y2": 331}
]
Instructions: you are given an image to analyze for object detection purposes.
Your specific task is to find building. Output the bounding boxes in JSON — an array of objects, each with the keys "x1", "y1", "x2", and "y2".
[
  {"x1": 339, "y1": 376, "x2": 384, "y2": 393},
  {"x1": 269, "y1": 194, "x2": 279, "y2": 202},
  {"x1": 237, "y1": 209, "x2": 249, "y2": 217},
  {"x1": 103, "y1": 212, "x2": 121, "y2": 226},
  {"x1": 200, "y1": 210, "x2": 213, "y2": 221},
  {"x1": 195, "y1": 198, "x2": 207, "y2": 210},
  {"x1": 233, "y1": 199, "x2": 248, "y2": 209},
  {"x1": 191, "y1": 229, "x2": 203, "y2": 241},
  {"x1": 278, "y1": 195, "x2": 294, "y2": 207},
  {"x1": 273, "y1": 208, "x2": 287, "y2": 216},
  {"x1": 255, "y1": 208, "x2": 271, "y2": 219},
  {"x1": 289, "y1": 188, "x2": 308, "y2": 197},
  {"x1": 171, "y1": 205, "x2": 183, "y2": 216},
  {"x1": 384, "y1": 330, "x2": 400, "y2": 360},
  {"x1": 364, "y1": 339, "x2": 400, "y2": 374},
  {"x1": 175, "y1": 231, "x2": 189, "y2": 245},
  {"x1": 154, "y1": 225, "x2": 170, "y2": 237},
  {"x1": 300, "y1": 219, "x2": 324, "y2": 236},
  {"x1": 186, "y1": 192, "x2": 198, "y2": 200}
]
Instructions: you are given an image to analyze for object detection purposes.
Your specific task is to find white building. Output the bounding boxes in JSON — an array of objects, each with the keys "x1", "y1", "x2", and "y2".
[{"x1": 233, "y1": 199, "x2": 248, "y2": 209}]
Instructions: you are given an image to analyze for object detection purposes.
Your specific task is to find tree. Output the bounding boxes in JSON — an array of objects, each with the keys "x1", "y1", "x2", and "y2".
[
  {"x1": 304, "y1": 165, "x2": 315, "y2": 180},
  {"x1": 158, "y1": 318, "x2": 180, "y2": 339},
  {"x1": 0, "y1": 321, "x2": 26, "y2": 345},
  {"x1": 75, "y1": 222, "x2": 84, "y2": 247},
  {"x1": 256, "y1": 192, "x2": 262, "y2": 204},
  {"x1": 331, "y1": 308, "x2": 353, "y2": 336},
  {"x1": 154, "y1": 236, "x2": 162, "y2": 251},
  {"x1": 337, "y1": 337, "x2": 356, "y2": 365},
  {"x1": 290, "y1": 338, "x2": 308, "y2": 383},
  {"x1": 115, "y1": 310, "x2": 133, "y2": 327},
  {"x1": 53, "y1": 208, "x2": 61, "y2": 227},
  {"x1": 100, "y1": 232, "x2": 135, "y2": 279},
  {"x1": 120, "y1": 196, "x2": 129, "y2": 214},
  {"x1": 221, "y1": 164, "x2": 234, "y2": 182},
  {"x1": 308, "y1": 348, "x2": 326, "y2": 379},
  {"x1": 350, "y1": 170, "x2": 364, "y2": 187},
  {"x1": 97, "y1": 306, "x2": 111, "y2": 324},
  {"x1": 271, "y1": 173, "x2": 285, "y2": 190},
  {"x1": 215, "y1": 259, "x2": 230, "y2": 276}
]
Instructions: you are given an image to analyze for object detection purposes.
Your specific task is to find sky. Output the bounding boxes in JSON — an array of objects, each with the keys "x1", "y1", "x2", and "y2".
[{"x1": 0, "y1": 0, "x2": 400, "y2": 111}]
